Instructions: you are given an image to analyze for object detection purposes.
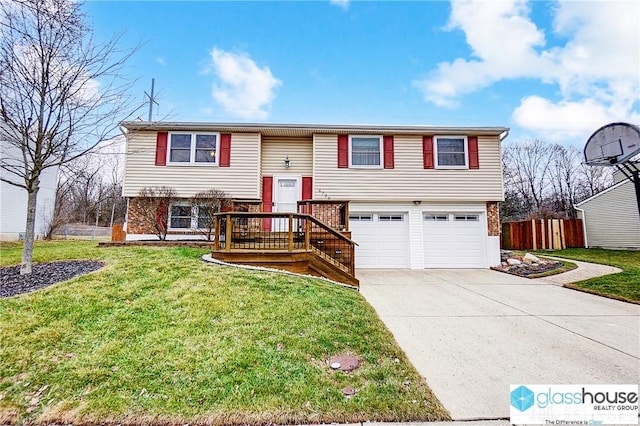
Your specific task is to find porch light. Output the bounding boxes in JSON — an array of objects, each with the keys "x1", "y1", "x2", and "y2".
[{"x1": 284, "y1": 156, "x2": 291, "y2": 168}]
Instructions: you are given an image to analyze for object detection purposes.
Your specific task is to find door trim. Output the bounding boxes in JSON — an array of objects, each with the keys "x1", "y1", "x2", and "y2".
[{"x1": 273, "y1": 175, "x2": 302, "y2": 212}]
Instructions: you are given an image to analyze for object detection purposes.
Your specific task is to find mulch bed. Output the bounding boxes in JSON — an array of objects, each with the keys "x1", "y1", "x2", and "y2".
[{"x1": 0, "y1": 260, "x2": 104, "y2": 298}]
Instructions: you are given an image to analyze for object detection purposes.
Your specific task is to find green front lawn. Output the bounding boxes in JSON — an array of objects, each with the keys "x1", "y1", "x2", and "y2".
[
  {"x1": 0, "y1": 241, "x2": 449, "y2": 425},
  {"x1": 538, "y1": 248, "x2": 640, "y2": 303}
]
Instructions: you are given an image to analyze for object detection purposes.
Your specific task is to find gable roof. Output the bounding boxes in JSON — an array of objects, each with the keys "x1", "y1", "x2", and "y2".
[{"x1": 120, "y1": 121, "x2": 509, "y2": 139}]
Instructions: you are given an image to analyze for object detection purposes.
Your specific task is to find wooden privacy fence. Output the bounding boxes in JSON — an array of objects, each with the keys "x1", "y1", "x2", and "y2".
[{"x1": 502, "y1": 218, "x2": 584, "y2": 250}]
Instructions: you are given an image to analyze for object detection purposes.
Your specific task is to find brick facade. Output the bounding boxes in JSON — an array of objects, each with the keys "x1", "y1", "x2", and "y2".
[
  {"x1": 126, "y1": 197, "x2": 158, "y2": 234},
  {"x1": 310, "y1": 203, "x2": 347, "y2": 230},
  {"x1": 127, "y1": 198, "x2": 262, "y2": 235},
  {"x1": 486, "y1": 201, "x2": 500, "y2": 236}
]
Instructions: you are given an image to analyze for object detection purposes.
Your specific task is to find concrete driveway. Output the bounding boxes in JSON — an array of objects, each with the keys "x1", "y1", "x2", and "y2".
[{"x1": 358, "y1": 269, "x2": 640, "y2": 420}]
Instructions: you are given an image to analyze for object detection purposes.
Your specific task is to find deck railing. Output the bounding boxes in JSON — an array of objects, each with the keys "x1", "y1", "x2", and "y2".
[{"x1": 212, "y1": 212, "x2": 356, "y2": 276}]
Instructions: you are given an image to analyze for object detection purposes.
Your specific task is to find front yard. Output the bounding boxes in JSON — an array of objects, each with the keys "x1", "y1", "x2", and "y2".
[
  {"x1": 539, "y1": 248, "x2": 640, "y2": 304},
  {"x1": 0, "y1": 241, "x2": 449, "y2": 425}
]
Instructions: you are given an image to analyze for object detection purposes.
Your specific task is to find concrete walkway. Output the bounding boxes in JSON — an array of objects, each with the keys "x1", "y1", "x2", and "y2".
[
  {"x1": 358, "y1": 268, "x2": 640, "y2": 421},
  {"x1": 533, "y1": 256, "x2": 622, "y2": 286}
]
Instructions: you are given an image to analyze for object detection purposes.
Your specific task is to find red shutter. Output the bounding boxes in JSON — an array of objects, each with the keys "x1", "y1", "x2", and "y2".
[
  {"x1": 302, "y1": 176, "x2": 313, "y2": 200},
  {"x1": 337, "y1": 135, "x2": 349, "y2": 168},
  {"x1": 383, "y1": 135, "x2": 394, "y2": 169},
  {"x1": 155, "y1": 132, "x2": 168, "y2": 166},
  {"x1": 261, "y1": 176, "x2": 273, "y2": 230},
  {"x1": 468, "y1": 136, "x2": 479, "y2": 169},
  {"x1": 422, "y1": 136, "x2": 434, "y2": 169},
  {"x1": 219, "y1": 133, "x2": 231, "y2": 167}
]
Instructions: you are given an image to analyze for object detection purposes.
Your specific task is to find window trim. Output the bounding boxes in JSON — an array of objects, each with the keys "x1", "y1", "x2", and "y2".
[
  {"x1": 424, "y1": 213, "x2": 449, "y2": 222},
  {"x1": 454, "y1": 214, "x2": 480, "y2": 222},
  {"x1": 434, "y1": 136, "x2": 468, "y2": 169},
  {"x1": 167, "y1": 131, "x2": 220, "y2": 165},
  {"x1": 348, "y1": 135, "x2": 383, "y2": 168},
  {"x1": 168, "y1": 203, "x2": 193, "y2": 230},
  {"x1": 349, "y1": 213, "x2": 373, "y2": 221},
  {"x1": 168, "y1": 203, "x2": 217, "y2": 231},
  {"x1": 378, "y1": 214, "x2": 404, "y2": 222}
]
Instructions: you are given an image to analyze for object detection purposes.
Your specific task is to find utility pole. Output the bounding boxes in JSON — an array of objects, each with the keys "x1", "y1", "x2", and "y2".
[{"x1": 144, "y1": 78, "x2": 159, "y2": 121}]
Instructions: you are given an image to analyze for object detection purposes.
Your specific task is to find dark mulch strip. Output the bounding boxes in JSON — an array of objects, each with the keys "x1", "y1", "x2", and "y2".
[{"x1": 0, "y1": 260, "x2": 104, "y2": 298}]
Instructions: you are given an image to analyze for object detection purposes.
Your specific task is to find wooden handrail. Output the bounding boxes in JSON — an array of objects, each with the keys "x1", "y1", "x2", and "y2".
[
  {"x1": 213, "y1": 211, "x2": 357, "y2": 278},
  {"x1": 212, "y1": 211, "x2": 358, "y2": 246}
]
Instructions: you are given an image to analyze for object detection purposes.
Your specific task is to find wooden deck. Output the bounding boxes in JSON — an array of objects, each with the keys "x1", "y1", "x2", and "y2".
[{"x1": 210, "y1": 212, "x2": 359, "y2": 287}]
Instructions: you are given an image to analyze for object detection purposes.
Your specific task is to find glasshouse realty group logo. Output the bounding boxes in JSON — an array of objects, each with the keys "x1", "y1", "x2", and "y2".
[{"x1": 510, "y1": 384, "x2": 638, "y2": 425}]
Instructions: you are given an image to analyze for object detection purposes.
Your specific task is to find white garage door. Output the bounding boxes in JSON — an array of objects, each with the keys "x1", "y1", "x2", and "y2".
[
  {"x1": 423, "y1": 213, "x2": 485, "y2": 268},
  {"x1": 349, "y1": 212, "x2": 409, "y2": 268}
]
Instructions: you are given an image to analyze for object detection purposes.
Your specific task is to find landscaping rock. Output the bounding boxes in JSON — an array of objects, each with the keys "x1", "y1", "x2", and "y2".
[
  {"x1": 0, "y1": 260, "x2": 104, "y2": 298},
  {"x1": 507, "y1": 258, "x2": 522, "y2": 266},
  {"x1": 523, "y1": 253, "x2": 541, "y2": 264},
  {"x1": 500, "y1": 250, "x2": 514, "y2": 262}
]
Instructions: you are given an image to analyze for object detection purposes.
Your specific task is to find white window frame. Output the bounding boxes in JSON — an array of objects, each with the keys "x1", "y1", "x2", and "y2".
[
  {"x1": 168, "y1": 203, "x2": 194, "y2": 230},
  {"x1": 349, "y1": 213, "x2": 373, "y2": 221},
  {"x1": 424, "y1": 213, "x2": 449, "y2": 222},
  {"x1": 168, "y1": 203, "x2": 215, "y2": 230},
  {"x1": 378, "y1": 214, "x2": 404, "y2": 222},
  {"x1": 167, "y1": 131, "x2": 220, "y2": 165},
  {"x1": 434, "y1": 136, "x2": 468, "y2": 169},
  {"x1": 454, "y1": 214, "x2": 479, "y2": 222},
  {"x1": 349, "y1": 135, "x2": 383, "y2": 168}
]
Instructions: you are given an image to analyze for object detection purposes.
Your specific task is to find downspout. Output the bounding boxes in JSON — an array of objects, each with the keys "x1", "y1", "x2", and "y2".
[{"x1": 574, "y1": 205, "x2": 588, "y2": 248}]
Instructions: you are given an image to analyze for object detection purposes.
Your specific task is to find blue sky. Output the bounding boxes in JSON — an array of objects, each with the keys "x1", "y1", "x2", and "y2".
[{"x1": 85, "y1": 0, "x2": 639, "y2": 146}]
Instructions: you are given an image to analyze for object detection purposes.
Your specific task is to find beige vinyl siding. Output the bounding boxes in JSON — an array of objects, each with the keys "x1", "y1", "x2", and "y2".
[
  {"x1": 261, "y1": 137, "x2": 313, "y2": 176},
  {"x1": 579, "y1": 181, "x2": 640, "y2": 248},
  {"x1": 313, "y1": 134, "x2": 504, "y2": 201},
  {"x1": 123, "y1": 131, "x2": 261, "y2": 198}
]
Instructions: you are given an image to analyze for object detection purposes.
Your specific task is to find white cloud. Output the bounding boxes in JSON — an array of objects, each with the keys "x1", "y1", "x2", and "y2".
[
  {"x1": 330, "y1": 0, "x2": 349, "y2": 11},
  {"x1": 414, "y1": 0, "x2": 640, "y2": 142},
  {"x1": 512, "y1": 96, "x2": 614, "y2": 142},
  {"x1": 155, "y1": 57, "x2": 166, "y2": 66},
  {"x1": 207, "y1": 48, "x2": 281, "y2": 119}
]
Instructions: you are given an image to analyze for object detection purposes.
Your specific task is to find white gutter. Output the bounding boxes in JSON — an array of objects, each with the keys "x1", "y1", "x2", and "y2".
[{"x1": 574, "y1": 205, "x2": 588, "y2": 248}]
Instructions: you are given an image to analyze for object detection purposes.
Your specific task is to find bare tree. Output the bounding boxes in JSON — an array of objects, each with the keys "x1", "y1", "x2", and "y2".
[
  {"x1": 577, "y1": 163, "x2": 613, "y2": 199},
  {"x1": 191, "y1": 189, "x2": 231, "y2": 240},
  {"x1": 132, "y1": 186, "x2": 177, "y2": 241},
  {"x1": 0, "y1": 0, "x2": 134, "y2": 274},
  {"x1": 548, "y1": 145, "x2": 582, "y2": 218},
  {"x1": 502, "y1": 140, "x2": 555, "y2": 217}
]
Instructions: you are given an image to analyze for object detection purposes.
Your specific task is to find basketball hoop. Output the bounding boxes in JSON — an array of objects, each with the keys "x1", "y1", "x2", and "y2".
[{"x1": 583, "y1": 122, "x2": 640, "y2": 219}]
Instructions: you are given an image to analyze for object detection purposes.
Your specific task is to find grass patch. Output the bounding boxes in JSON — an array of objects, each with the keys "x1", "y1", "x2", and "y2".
[
  {"x1": 534, "y1": 248, "x2": 639, "y2": 303},
  {"x1": 526, "y1": 258, "x2": 578, "y2": 279},
  {"x1": 0, "y1": 241, "x2": 449, "y2": 425}
]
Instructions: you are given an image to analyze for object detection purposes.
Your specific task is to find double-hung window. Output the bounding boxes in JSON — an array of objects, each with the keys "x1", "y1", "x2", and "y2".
[
  {"x1": 168, "y1": 132, "x2": 219, "y2": 164},
  {"x1": 350, "y1": 135, "x2": 382, "y2": 167},
  {"x1": 169, "y1": 204, "x2": 216, "y2": 230},
  {"x1": 170, "y1": 205, "x2": 193, "y2": 229},
  {"x1": 435, "y1": 136, "x2": 467, "y2": 168}
]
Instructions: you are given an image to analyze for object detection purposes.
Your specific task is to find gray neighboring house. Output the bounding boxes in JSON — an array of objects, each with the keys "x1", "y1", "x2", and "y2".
[
  {"x1": 575, "y1": 172, "x2": 640, "y2": 249},
  {"x1": 0, "y1": 139, "x2": 59, "y2": 241}
]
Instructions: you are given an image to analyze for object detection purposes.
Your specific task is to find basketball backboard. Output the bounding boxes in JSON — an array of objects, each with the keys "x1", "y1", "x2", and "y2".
[{"x1": 584, "y1": 122, "x2": 640, "y2": 166}]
